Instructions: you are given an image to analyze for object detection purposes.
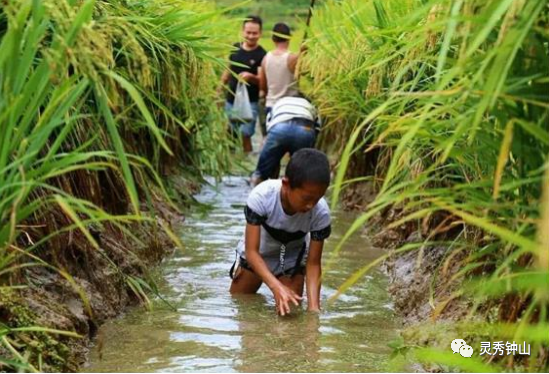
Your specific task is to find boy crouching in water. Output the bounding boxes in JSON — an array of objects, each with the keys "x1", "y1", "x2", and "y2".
[{"x1": 230, "y1": 148, "x2": 331, "y2": 316}]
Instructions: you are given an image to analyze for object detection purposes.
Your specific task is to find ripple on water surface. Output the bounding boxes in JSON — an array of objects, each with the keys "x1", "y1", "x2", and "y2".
[{"x1": 84, "y1": 176, "x2": 400, "y2": 373}]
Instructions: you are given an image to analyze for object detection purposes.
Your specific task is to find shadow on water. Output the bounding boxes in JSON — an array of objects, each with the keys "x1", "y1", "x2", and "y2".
[{"x1": 84, "y1": 176, "x2": 400, "y2": 373}]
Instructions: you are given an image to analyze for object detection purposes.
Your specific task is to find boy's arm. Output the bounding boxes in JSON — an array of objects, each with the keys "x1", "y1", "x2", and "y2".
[
  {"x1": 305, "y1": 239, "x2": 324, "y2": 312},
  {"x1": 244, "y1": 223, "x2": 302, "y2": 315}
]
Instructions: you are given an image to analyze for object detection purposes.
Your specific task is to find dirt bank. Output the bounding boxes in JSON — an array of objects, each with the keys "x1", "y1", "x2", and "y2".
[
  {"x1": 338, "y1": 181, "x2": 474, "y2": 372},
  {"x1": 0, "y1": 178, "x2": 195, "y2": 372},
  {"x1": 341, "y1": 181, "x2": 470, "y2": 326}
]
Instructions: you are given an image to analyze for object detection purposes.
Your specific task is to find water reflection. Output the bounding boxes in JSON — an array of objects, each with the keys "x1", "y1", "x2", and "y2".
[{"x1": 232, "y1": 294, "x2": 321, "y2": 372}]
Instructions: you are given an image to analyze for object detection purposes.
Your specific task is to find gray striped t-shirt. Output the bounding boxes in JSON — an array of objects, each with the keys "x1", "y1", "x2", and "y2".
[{"x1": 237, "y1": 179, "x2": 331, "y2": 276}]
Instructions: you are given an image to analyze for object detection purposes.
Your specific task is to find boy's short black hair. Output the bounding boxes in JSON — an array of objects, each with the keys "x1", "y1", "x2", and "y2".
[
  {"x1": 272, "y1": 22, "x2": 291, "y2": 43},
  {"x1": 243, "y1": 15, "x2": 263, "y2": 30},
  {"x1": 285, "y1": 148, "x2": 330, "y2": 189}
]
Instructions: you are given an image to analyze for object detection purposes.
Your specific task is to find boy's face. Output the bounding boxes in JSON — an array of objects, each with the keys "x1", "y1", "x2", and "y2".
[
  {"x1": 242, "y1": 22, "x2": 261, "y2": 47},
  {"x1": 282, "y1": 178, "x2": 327, "y2": 214}
]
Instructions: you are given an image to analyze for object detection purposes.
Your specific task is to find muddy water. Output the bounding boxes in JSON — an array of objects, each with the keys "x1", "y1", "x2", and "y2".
[{"x1": 84, "y1": 176, "x2": 399, "y2": 373}]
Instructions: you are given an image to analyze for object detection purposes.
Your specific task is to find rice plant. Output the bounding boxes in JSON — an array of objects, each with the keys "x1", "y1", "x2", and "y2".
[
  {"x1": 302, "y1": 0, "x2": 549, "y2": 371},
  {"x1": 0, "y1": 0, "x2": 233, "y2": 370}
]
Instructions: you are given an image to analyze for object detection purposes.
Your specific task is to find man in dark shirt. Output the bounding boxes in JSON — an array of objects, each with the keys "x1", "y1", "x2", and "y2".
[{"x1": 220, "y1": 15, "x2": 267, "y2": 153}]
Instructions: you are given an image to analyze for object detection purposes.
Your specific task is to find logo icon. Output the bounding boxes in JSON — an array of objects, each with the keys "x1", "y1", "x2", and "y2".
[
  {"x1": 451, "y1": 339, "x2": 474, "y2": 358},
  {"x1": 460, "y1": 344, "x2": 474, "y2": 357}
]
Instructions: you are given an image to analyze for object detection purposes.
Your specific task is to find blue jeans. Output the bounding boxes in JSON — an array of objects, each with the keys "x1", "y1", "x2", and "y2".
[
  {"x1": 225, "y1": 101, "x2": 259, "y2": 137},
  {"x1": 255, "y1": 119, "x2": 316, "y2": 180}
]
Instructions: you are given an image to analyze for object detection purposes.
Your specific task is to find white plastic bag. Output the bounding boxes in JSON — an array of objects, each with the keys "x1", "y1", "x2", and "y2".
[{"x1": 230, "y1": 81, "x2": 253, "y2": 122}]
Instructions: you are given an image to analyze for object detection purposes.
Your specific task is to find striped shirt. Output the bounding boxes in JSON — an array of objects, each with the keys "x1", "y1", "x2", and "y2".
[
  {"x1": 266, "y1": 96, "x2": 321, "y2": 132},
  {"x1": 237, "y1": 179, "x2": 331, "y2": 276}
]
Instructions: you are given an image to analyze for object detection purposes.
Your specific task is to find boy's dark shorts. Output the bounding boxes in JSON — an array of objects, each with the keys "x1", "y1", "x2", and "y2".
[{"x1": 230, "y1": 256, "x2": 305, "y2": 280}]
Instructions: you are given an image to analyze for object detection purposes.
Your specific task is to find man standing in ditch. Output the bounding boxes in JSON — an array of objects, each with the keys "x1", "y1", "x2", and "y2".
[
  {"x1": 219, "y1": 16, "x2": 267, "y2": 154},
  {"x1": 259, "y1": 22, "x2": 299, "y2": 113}
]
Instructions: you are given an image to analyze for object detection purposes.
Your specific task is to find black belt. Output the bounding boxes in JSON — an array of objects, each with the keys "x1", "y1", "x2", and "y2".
[{"x1": 286, "y1": 118, "x2": 315, "y2": 128}]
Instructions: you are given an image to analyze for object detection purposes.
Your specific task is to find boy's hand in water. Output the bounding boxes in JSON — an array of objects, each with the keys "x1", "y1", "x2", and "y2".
[{"x1": 272, "y1": 283, "x2": 302, "y2": 316}]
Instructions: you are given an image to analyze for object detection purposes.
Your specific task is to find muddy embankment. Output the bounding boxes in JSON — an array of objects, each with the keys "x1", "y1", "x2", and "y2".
[
  {"x1": 341, "y1": 182, "x2": 470, "y2": 335},
  {"x1": 0, "y1": 178, "x2": 194, "y2": 372}
]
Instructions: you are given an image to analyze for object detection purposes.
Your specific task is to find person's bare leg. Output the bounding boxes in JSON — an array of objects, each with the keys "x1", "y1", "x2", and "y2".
[
  {"x1": 242, "y1": 136, "x2": 253, "y2": 153},
  {"x1": 230, "y1": 268, "x2": 262, "y2": 294}
]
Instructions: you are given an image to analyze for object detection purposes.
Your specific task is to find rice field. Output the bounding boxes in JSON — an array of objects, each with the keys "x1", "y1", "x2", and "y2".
[{"x1": 1, "y1": 0, "x2": 548, "y2": 372}]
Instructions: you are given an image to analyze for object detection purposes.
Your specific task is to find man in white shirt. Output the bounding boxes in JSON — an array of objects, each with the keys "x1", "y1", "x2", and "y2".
[{"x1": 251, "y1": 96, "x2": 321, "y2": 186}]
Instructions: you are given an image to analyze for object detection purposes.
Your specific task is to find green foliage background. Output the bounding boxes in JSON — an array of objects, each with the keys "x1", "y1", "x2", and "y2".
[{"x1": 214, "y1": 0, "x2": 311, "y2": 51}]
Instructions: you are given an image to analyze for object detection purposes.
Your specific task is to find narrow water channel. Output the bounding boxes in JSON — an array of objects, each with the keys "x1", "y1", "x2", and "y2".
[{"x1": 84, "y1": 176, "x2": 400, "y2": 372}]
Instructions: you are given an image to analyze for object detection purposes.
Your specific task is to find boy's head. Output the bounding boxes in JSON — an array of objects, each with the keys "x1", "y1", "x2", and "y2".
[
  {"x1": 272, "y1": 22, "x2": 291, "y2": 43},
  {"x1": 282, "y1": 148, "x2": 330, "y2": 213},
  {"x1": 242, "y1": 15, "x2": 262, "y2": 47}
]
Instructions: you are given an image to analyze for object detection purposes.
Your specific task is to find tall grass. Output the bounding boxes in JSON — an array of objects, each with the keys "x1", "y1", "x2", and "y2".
[
  {"x1": 0, "y1": 0, "x2": 233, "y2": 370},
  {"x1": 302, "y1": 0, "x2": 548, "y2": 371}
]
